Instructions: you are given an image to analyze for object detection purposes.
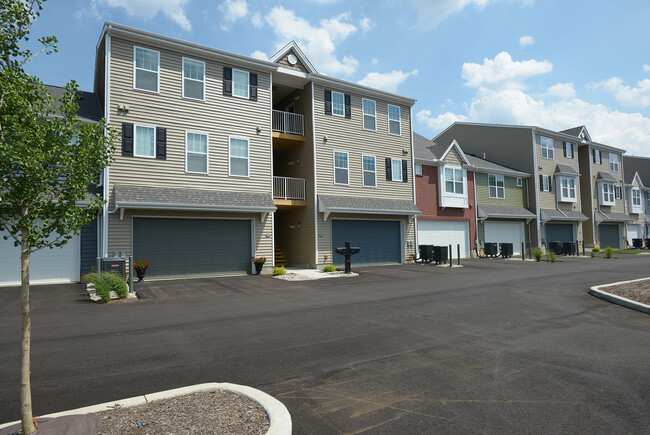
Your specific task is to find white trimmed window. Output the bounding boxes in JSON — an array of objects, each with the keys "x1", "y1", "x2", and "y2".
[
  {"x1": 601, "y1": 182, "x2": 615, "y2": 206},
  {"x1": 334, "y1": 151, "x2": 349, "y2": 185},
  {"x1": 362, "y1": 99, "x2": 376, "y2": 131},
  {"x1": 540, "y1": 136, "x2": 554, "y2": 159},
  {"x1": 415, "y1": 164, "x2": 423, "y2": 175},
  {"x1": 559, "y1": 176, "x2": 577, "y2": 202},
  {"x1": 445, "y1": 167, "x2": 464, "y2": 194},
  {"x1": 134, "y1": 46, "x2": 159, "y2": 92},
  {"x1": 183, "y1": 58, "x2": 205, "y2": 100},
  {"x1": 541, "y1": 175, "x2": 551, "y2": 192},
  {"x1": 232, "y1": 69, "x2": 249, "y2": 99},
  {"x1": 134, "y1": 125, "x2": 155, "y2": 158},
  {"x1": 388, "y1": 104, "x2": 401, "y2": 135},
  {"x1": 362, "y1": 155, "x2": 376, "y2": 187},
  {"x1": 229, "y1": 137, "x2": 249, "y2": 177},
  {"x1": 593, "y1": 149, "x2": 602, "y2": 164},
  {"x1": 332, "y1": 91, "x2": 345, "y2": 117},
  {"x1": 391, "y1": 158, "x2": 403, "y2": 182},
  {"x1": 609, "y1": 154, "x2": 620, "y2": 172},
  {"x1": 517, "y1": 177, "x2": 523, "y2": 187},
  {"x1": 564, "y1": 142, "x2": 573, "y2": 158},
  {"x1": 631, "y1": 188, "x2": 642, "y2": 213},
  {"x1": 186, "y1": 132, "x2": 208, "y2": 174},
  {"x1": 488, "y1": 174, "x2": 505, "y2": 199}
]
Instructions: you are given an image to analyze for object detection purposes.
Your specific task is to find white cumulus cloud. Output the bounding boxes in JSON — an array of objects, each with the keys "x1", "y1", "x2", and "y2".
[
  {"x1": 265, "y1": 7, "x2": 359, "y2": 76},
  {"x1": 644, "y1": 64, "x2": 650, "y2": 73},
  {"x1": 359, "y1": 17, "x2": 374, "y2": 32},
  {"x1": 218, "y1": 0, "x2": 248, "y2": 30},
  {"x1": 250, "y1": 50, "x2": 268, "y2": 60},
  {"x1": 357, "y1": 69, "x2": 418, "y2": 93},
  {"x1": 251, "y1": 12, "x2": 263, "y2": 28},
  {"x1": 462, "y1": 51, "x2": 552, "y2": 89},
  {"x1": 416, "y1": 109, "x2": 470, "y2": 130},
  {"x1": 86, "y1": 0, "x2": 192, "y2": 31},
  {"x1": 591, "y1": 77, "x2": 650, "y2": 108},
  {"x1": 519, "y1": 35, "x2": 534, "y2": 48},
  {"x1": 545, "y1": 82, "x2": 576, "y2": 100}
]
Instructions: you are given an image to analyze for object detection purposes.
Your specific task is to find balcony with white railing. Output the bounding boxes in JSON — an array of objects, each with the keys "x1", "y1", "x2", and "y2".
[
  {"x1": 272, "y1": 110, "x2": 305, "y2": 150},
  {"x1": 273, "y1": 176, "x2": 306, "y2": 209}
]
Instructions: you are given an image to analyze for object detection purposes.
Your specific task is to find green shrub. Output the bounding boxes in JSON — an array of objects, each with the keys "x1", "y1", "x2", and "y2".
[
  {"x1": 86, "y1": 273, "x2": 110, "y2": 302},
  {"x1": 546, "y1": 250, "x2": 556, "y2": 263},
  {"x1": 605, "y1": 247, "x2": 614, "y2": 258},
  {"x1": 103, "y1": 272, "x2": 128, "y2": 298},
  {"x1": 323, "y1": 265, "x2": 336, "y2": 272},
  {"x1": 590, "y1": 250, "x2": 596, "y2": 258},
  {"x1": 591, "y1": 247, "x2": 600, "y2": 252},
  {"x1": 532, "y1": 249, "x2": 543, "y2": 262},
  {"x1": 273, "y1": 266, "x2": 286, "y2": 276}
]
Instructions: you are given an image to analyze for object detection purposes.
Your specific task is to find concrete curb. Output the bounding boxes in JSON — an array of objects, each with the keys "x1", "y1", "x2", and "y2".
[
  {"x1": 0, "y1": 382, "x2": 291, "y2": 434},
  {"x1": 589, "y1": 277, "x2": 650, "y2": 315}
]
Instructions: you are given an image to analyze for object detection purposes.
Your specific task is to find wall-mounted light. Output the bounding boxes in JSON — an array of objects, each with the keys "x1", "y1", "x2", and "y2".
[
  {"x1": 297, "y1": 223, "x2": 301, "y2": 229},
  {"x1": 402, "y1": 148, "x2": 409, "y2": 154},
  {"x1": 296, "y1": 158, "x2": 300, "y2": 164},
  {"x1": 287, "y1": 161, "x2": 294, "y2": 166},
  {"x1": 256, "y1": 126, "x2": 262, "y2": 133},
  {"x1": 289, "y1": 224, "x2": 295, "y2": 229},
  {"x1": 323, "y1": 135, "x2": 328, "y2": 142}
]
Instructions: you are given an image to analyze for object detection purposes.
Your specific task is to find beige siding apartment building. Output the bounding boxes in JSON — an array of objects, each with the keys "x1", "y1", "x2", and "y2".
[{"x1": 94, "y1": 23, "x2": 418, "y2": 278}]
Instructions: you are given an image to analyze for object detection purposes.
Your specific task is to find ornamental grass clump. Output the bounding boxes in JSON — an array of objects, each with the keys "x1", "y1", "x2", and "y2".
[
  {"x1": 273, "y1": 266, "x2": 286, "y2": 276},
  {"x1": 605, "y1": 247, "x2": 614, "y2": 258},
  {"x1": 323, "y1": 265, "x2": 336, "y2": 272},
  {"x1": 546, "y1": 250, "x2": 557, "y2": 263},
  {"x1": 103, "y1": 272, "x2": 128, "y2": 298},
  {"x1": 532, "y1": 249, "x2": 543, "y2": 262},
  {"x1": 86, "y1": 273, "x2": 111, "y2": 302}
]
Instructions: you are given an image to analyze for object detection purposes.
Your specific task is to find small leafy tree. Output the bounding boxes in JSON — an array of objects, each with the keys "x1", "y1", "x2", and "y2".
[{"x1": 0, "y1": 1, "x2": 116, "y2": 432}]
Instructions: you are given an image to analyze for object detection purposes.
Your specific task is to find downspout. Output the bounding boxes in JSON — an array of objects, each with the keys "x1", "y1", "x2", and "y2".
[
  {"x1": 531, "y1": 128, "x2": 541, "y2": 248},
  {"x1": 269, "y1": 72, "x2": 275, "y2": 267},
  {"x1": 588, "y1": 145, "x2": 595, "y2": 248},
  {"x1": 102, "y1": 26, "x2": 112, "y2": 258},
  {"x1": 311, "y1": 81, "x2": 319, "y2": 267},
  {"x1": 473, "y1": 171, "x2": 479, "y2": 257},
  {"x1": 410, "y1": 106, "x2": 417, "y2": 261}
]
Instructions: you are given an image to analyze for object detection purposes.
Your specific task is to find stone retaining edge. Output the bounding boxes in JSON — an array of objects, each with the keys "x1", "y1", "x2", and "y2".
[{"x1": 589, "y1": 277, "x2": 650, "y2": 315}]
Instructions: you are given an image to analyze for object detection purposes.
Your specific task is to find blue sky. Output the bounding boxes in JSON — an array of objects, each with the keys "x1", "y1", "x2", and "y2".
[{"x1": 27, "y1": 0, "x2": 650, "y2": 156}]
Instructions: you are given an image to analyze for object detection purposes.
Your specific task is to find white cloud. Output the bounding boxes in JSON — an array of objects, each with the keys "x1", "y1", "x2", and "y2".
[
  {"x1": 591, "y1": 77, "x2": 650, "y2": 108},
  {"x1": 218, "y1": 0, "x2": 248, "y2": 30},
  {"x1": 519, "y1": 35, "x2": 534, "y2": 48},
  {"x1": 251, "y1": 12, "x2": 263, "y2": 28},
  {"x1": 265, "y1": 7, "x2": 359, "y2": 76},
  {"x1": 545, "y1": 82, "x2": 576, "y2": 100},
  {"x1": 644, "y1": 65, "x2": 650, "y2": 73},
  {"x1": 416, "y1": 109, "x2": 470, "y2": 130},
  {"x1": 359, "y1": 17, "x2": 374, "y2": 32},
  {"x1": 250, "y1": 50, "x2": 268, "y2": 60},
  {"x1": 461, "y1": 51, "x2": 552, "y2": 89},
  {"x1": 371, "y1": 58, "x2": 379, "y2": 65},
  {"x1": 410, "y1": 0, "x2": 532, "y2": 30},
  {"x1": 358, "y1": 69, "x2": 418, "y2": 93},
  {"x1": 86, "y1": 0, "x2": 192, "y2": 31}
]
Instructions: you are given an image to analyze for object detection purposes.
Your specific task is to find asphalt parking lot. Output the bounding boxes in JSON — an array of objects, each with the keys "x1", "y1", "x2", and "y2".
[{"x1": 1, "y1": 255, "x2": 649, "y2": 433}]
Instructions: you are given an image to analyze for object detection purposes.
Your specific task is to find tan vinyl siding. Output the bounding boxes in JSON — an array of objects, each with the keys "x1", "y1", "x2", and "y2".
[
  {"x1": 535, "y1": 133, "x2": 582, "y2": 212},
  {"x1": 107, "y1": 209, "x2": 273, "y2": 261},
  {"x1": 276, "y1": 51, "x2": 309, "y2": 73},
  {"x1": 107, "y1": 36, "x2": 272, "y2": 194},
  {"x1": 596, "y1": 150, "x2": 626, "y2": 214},
  {"x1": 443, "y1": 148, "x2": 463, "y2": 166},
  {"x1": 316, "y1": 213, "x2": 416, "y2": 265},
  {"x1": 578, "y1": 145, "x2": 595, "y2": 246},
  {"x1": 475, "y1": 173, "x2": 526, "y2": 207},
  {"x1": 313, "y1": 83, "x2": 414, "y2": 200}
]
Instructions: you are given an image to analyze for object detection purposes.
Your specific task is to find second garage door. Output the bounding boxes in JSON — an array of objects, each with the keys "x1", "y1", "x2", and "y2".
[
  {"x1": 331, "y1": 220, "x2": 401, "y2": 266},
  {"x1": 418, "y1": 220, "x2": 470, "y2": 258},
  {"x1": 599, "y1": 224, "x2": 620, "y2": 249},
  {"x1": 626, "y1": 224, "x2": 640, "y2": 246},
  {"x1": 133, "y1": 218, "x2": 252, "y2": 279},
  {"x1": 485, "y1": 221, "x2": 524, "y2": 255},
  {"x1": 545, "y1": 223, "x2": 574, "y2": 243}
]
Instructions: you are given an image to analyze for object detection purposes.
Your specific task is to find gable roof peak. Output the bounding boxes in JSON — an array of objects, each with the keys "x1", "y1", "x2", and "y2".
[
  {"x1": 560, "y1": 125, "x2": 591, "y2": 141},
  {"x1": 269, "y1": 40, "x2": 317, "y2": 73}
]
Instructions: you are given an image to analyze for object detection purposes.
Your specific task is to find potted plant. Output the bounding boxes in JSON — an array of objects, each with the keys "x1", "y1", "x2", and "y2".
[
  {"x1": 134, "y1": 259, "x2": 149, "y2": 282},
  {"x1": 252, "y1": 257, "x2": 266, "y2": 275}
]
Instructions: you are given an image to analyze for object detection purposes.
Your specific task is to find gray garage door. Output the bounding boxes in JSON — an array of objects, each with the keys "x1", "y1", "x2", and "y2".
[
  {"x1": 133, "y1": 218, "x2": 252, "y2": 278},
  {"x1": 546, "y1": 223, "x2": 574, "y2": 243},
  {"x1": 332, "y1": 220, "x2": 401, "y2": 266},
  {"x1": 599, "y1": 224, "x2": 620, "y2": 249}
]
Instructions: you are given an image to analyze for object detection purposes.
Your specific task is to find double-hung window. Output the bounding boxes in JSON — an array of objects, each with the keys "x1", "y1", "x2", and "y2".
[
  {"x1": 134, "y1": 46, "x2": 159, "y2": 92},
  {"x1": 183, "y1": 58, "x2": 205, "y2": 100},
  {"x1": 134, "y1": 125, "x2": 156, "y2": 158},
  {"x1": 593, "y1": 149, "x2": 602, "y2": 164},
  {"x1": 631, "y1": 188, "x2": 642, "y2": 213},
  {"x1": 564, "y1": 142, "x2": 573, "y2": 158},
  {"x1": 601, "y1": 182, "x2": 615, "y2": 205},
  {"x1": 229, "y1": 137, "x2": 249, "y2": 177},
  {"x1": 516, "y1": 177, "x2": 523, "y2": 187},
  {"x1": 445, "y1": 167, "x2": 464, "y2": 194},
  {"x1": 488, "y1": 174, "x2": 505, "y2": 199},
  {"x1": 540, "y1": 136, "x2": 554, "y2": 159},
  {"x1": 186, "y1": 132, "x2": 208, "y2": 174},
  {"x1": 233, "y1": 69, "x2": 250, "y2": 98},
  {"x1": 609, "y1": 154, "x2": 619, "y2": 172},
  {"x1": 541, "y1": 174, "x2": 551, "y2": 192},
  {"x1": 362, "y1": 155, "x2": 376, "y2": 187},
  {"x1": 391, "y1": 158, "x2": 403, "y2": 182},
  {"x1": 332, "y1": 91, "x2": 345, "y2": 117},
  {"x1": 362, "y1": 99, "x2": 376, "y2": 131},
  {"x1": 388, "y1": 104, "x2": 401, "y2": 135},
  {"x1": 334, "y1": 151, "x2": 349, "y2": 185},
  {"x1": 559, "y1": 176, "x2": 576, "y2": 202},
  {"x1": 415, "y1": 164, "x2": 423, "y2": 175}
]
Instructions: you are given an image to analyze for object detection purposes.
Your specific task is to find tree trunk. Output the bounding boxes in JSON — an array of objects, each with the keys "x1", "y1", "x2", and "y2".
[{"x1": 20, "y1": 228, "x2": 36, "y2": 434}]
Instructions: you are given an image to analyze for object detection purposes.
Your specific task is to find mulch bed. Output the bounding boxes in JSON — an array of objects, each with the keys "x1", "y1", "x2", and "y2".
[{"x1": 602, "y1": 278, "x2": 650, "y2": 306}]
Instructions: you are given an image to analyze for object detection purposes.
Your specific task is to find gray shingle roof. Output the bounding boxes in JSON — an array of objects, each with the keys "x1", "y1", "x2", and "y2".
[
  {"x1": 595, "y1": 211, "x2": 633, "y2": 223},
  {"x1": 555, "y1": 164, "x2": 579, "y2": 175},
  {"x1": 477, "y1": 205, "x2": 536, "y2": 219},
  {"x1": 596, "y1": 172, "x2": 617, "y2": 182},
  {"x1": 559, "y1": 126, "x2": 585, "y2": 137},
  {"x1": 114, "y1": 185, "x2": 276, "y2": 211},
  {"x1": 623, "y1": 156, "x2": 650, "y2": 187},
  {"x1": 541, "y1": 209, "x2": 588, "y2": 221},
  {"x1": 44, "y1": 84, "x2": 103, "y2": 123},
  {"x1": 318, "y1": 194, "x2": 420, "y2": 215},
  {"x1": 465, "y1": 155, "x2": 529, "y2": 176},
  {"x1": 413, "y1": 132, "x2": 455, "y2": 161}
]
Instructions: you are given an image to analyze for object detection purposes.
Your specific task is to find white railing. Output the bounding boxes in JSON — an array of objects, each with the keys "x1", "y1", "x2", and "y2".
[
  {"x1": 272, "y1": 110, "x2": 304, "y2": 136},
  {"x1": 273, "y1": 176, "x2": 305, "y2": 200}
]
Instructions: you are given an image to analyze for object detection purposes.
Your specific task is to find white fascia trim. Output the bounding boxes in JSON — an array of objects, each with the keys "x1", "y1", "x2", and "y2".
[
  {"x1": 321, "y1": 208, "x2": 421, "y2": 219},
  {"x1": 310, "y1": 74, "x2": 416, "y2": 106},
  {"x1": 269, "y1": 40, "x2": 317, "y2": 73},
  {"x1": 112, "y1": 203, "x2": 277, "y2": 213},
  {"x1": 554, "y1": 171, "x2": 581, "y2": 178},
  {"x1": 471, "y1": 166, "x2": 530, "y2": 177},
  {"x1": 415, "y1": 157, "x2": 442, "y2": 166},
  {"x1": 276, "y1": 67, "x2": 308, "y2": 79},
  {"x1": 439, "y1": 139, "x2": 471, "y2": 165}
]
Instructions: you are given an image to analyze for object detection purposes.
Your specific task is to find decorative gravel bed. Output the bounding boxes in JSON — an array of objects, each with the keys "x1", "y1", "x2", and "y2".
[
  {"x1": 601, "y1": 278, "x2": 650, "y2": 305},
  {"x1": 274, "y1": 271, "x2": 359, "y2": 281},
  {"x1": 94, "y1": 390, "x2": 269, "y2": 434}
]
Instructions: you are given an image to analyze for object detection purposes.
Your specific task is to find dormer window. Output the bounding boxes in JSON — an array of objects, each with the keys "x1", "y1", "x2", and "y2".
[
  {"x1": 630, "y1": 188, "x2": 642, "y2": 213},
  {"x1": 600, "y1": 182, "x2": 615, "y2": 206},
  {"x1": 439, "y1": 166, "x2": 468, "y2": 208}
]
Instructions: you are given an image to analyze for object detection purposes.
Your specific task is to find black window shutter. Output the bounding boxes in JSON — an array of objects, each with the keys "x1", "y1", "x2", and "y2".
[
  {"x1": 386, "y1": 157, "x2": 392, "y2": 181},
  {"x1": 223, "y1": 67, "x2": 232, "y2": 96},
  {"x1": 156, "y1": 127, "x2": 166, "y2": 160},
  {"x1": 249, "y1": 73, "x2": 257, "y2": 101},
  {"x1": 548, "y1": 176, "x2": 552, "y2": 192},
  {"x1": 563, "y1": 143, "x2": 568, "y2": 158},
  {"x1": 122, "y1": 123, "x2": 133, "y2": 156},
  {"x1": 324, "y1": 90, "x2": 332, "y2": 115},
  {"x1": 402, "y1": 159, "x2": 408, "y2": 183},
  {"x1": 570, "y1": 143, "x2": 574, "y2": 158},
  {"x1": 344, "y1": 94, "x2": 351, "y2": 119},
  {"x1": 539, "y1": 174, "x2": 543, "y2": 191}
]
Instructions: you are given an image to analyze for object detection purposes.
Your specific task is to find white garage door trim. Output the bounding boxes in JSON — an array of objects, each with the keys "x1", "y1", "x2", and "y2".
[
  {"x1": 0, "y1": 231, "x2": 80, "y2": 287},
  {"x1": 418, "y1": 219, "x2": 470, "y2": 258},
  {"x1": 484, "y1": 221, "x2": 525, "y2": 255},
  {"x1": 626, "y1": 224, "x2": 640, "y2": 245}
]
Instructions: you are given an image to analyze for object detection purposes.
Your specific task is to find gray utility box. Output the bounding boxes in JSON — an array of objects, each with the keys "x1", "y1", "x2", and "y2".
[{"x1": 101, "y1": 257, "x2": 126, "y2": 278}]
